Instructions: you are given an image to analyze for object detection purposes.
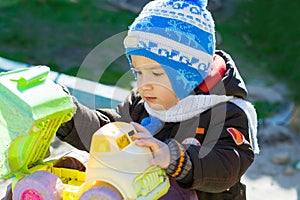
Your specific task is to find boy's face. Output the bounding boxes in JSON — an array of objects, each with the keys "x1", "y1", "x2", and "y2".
[{"x1": 131, "y1": 55, "x2": 179, "y2": 110}]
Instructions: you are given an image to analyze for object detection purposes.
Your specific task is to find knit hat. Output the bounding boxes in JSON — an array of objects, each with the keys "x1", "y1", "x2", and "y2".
[{"x1": 124, "y1": 0, "x2": 216, "y2": 98}]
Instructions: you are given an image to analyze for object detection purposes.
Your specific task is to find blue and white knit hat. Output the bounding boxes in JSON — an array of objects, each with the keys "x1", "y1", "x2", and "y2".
[{"x1": 124, "y1": 0, "x2": 215, "y2": 98}]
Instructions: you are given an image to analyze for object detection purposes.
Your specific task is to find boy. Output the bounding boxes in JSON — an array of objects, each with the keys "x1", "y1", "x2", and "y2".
[{"x1": 57, "y1": 0, "x2": 259, "y2": 199}]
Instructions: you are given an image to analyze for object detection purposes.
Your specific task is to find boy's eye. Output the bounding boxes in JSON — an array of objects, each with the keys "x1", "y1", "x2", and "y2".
[
  {"x1": 130, "y1": 67, "x2": 165, "y2": 80},
  {"x1": 136, "y1": 70, "x2": 142, "y2": 75},
  {"x1": 152, "y1": 72, "x2": 164, "y2": 76},
  {"x1": 130, "y1": 68, "x2": 141, "y2": 80}
]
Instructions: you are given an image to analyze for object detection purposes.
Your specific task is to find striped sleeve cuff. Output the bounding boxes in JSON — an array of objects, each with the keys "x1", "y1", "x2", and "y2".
[{"x1": 165, "y1": 139, "x2": 192, "y2": 181}]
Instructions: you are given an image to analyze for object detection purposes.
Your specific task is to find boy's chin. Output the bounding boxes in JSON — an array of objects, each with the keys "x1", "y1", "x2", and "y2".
[{"x1": 148, "y1": 103, "x2": 169, "y2": 111}]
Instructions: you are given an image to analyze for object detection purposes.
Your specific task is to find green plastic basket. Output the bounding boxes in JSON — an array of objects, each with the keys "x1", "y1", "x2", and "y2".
[{"x1": 0, "y1": 66, "x2": 76, "y2": 179}]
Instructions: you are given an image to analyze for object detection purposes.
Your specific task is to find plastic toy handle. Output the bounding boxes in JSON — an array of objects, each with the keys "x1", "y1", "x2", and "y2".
[{"x1": 11, "y1": 66, "x2": 50, "y2": 90}]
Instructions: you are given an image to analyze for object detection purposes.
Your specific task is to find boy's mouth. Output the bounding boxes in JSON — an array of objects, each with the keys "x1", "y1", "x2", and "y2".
[{"x1": 144, "y1": 96, "x2": 157, "y2": 102}]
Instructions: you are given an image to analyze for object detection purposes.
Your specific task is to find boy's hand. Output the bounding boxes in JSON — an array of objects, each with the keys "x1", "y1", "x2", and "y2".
[{"x1": 130, "y1": 122, "x2": 171, "y2": 169}]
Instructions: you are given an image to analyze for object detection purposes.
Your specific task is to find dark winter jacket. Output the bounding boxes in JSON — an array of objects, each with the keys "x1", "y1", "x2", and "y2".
[{"x1": 57, "y1": 50, "x2": 258, "y2": 200}]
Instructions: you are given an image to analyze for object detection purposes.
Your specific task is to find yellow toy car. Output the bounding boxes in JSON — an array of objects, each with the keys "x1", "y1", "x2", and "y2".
[
  {"x1": 79, "y1": 121, "x2": 170, "y2": 200},
  {"x1": 0, "y1": 66, "x2": 170, "y2": 200}
]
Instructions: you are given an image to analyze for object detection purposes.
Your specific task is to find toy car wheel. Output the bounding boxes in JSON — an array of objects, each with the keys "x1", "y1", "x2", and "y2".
[
  {"x1": 13, "y1": 170, "x2": 63, "y2": 200},
  {"x1": 79, "y1": 186, "x2": 122, "y2": 200}
]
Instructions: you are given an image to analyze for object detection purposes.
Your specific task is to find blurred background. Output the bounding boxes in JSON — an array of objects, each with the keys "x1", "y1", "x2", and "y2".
[
  {"x1": 0, "y1": 0, "x2": 299, "y2": 112},
  {"x1": 0, "y1": 0, "x2": 299, "y2": 199}
]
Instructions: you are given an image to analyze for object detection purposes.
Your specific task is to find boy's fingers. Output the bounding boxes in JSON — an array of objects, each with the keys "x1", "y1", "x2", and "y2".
[
  {"x1": 134, "y1": 132, "x2": 152, "y2": 138},
  {"x1": 130, "y1": 122, "x2": 152, "y2": 138},
  {"x1": 135, "y1": 138, "x2": 159, "y2": 151},
  {"x1": 130, "y1": 121, "x2": 148, "y2": 132}
]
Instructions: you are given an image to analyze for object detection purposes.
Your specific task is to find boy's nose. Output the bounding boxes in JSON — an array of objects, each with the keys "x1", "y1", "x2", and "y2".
[
  {"x1": 139, "y1": 82, "x2": 153, "y2": 91},
  {"x1": 138, "y1": 77, "x2": 154, "y2": 90}
]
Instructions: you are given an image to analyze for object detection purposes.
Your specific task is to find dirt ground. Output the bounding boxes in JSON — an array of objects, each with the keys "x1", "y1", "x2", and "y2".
[{"x1": 243, "y1": 140, "x2": 300, "y2": 200}]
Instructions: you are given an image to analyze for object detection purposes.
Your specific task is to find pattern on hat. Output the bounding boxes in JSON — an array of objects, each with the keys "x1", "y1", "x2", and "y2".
[{"x1": 124, "y1": 0, "x2": 215, "y2": 98}]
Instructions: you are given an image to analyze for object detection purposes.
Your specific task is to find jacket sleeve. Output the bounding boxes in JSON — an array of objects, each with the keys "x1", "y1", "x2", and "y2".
[
  {"x1": 56, "y1": 91, "x2": 139, "y2": 151},
  {"x1": 178, "y1": 102, "x2": 255, "y2": 193}
]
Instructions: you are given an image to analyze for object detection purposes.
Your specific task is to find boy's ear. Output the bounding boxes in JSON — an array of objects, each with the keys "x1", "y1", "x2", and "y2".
[{"x1": 198, "y1": 54, "x2": 226, "y2": 93}]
